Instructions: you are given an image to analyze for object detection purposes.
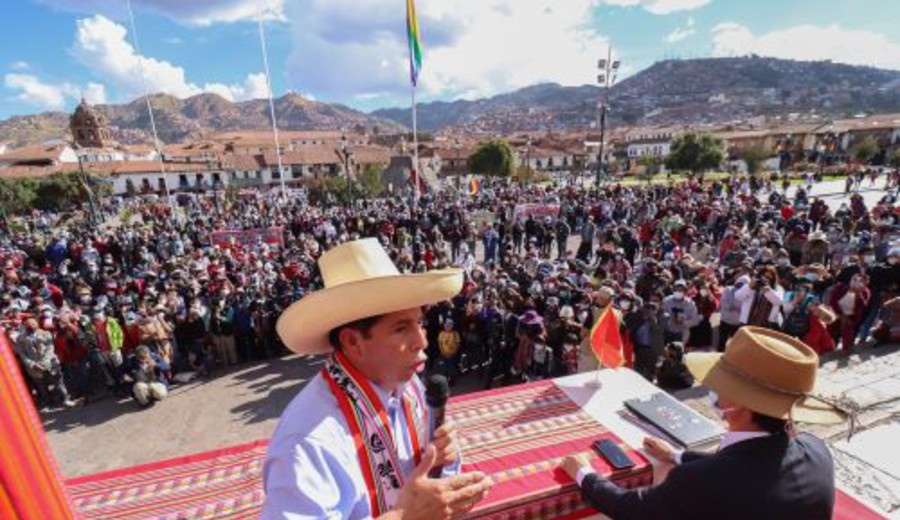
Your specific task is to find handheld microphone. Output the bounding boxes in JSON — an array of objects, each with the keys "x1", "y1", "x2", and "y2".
[{"x1": 425, "y1": 374, "x2": 450, "y2": 478}]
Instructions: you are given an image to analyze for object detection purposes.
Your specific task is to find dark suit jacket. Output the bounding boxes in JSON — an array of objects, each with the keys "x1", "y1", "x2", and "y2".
[{"x1": 581, "y1": 432, "x2": 834, "y2": 520}]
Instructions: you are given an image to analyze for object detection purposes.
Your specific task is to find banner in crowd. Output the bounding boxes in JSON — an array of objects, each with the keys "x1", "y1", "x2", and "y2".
[
  {"x1": 469, "y1": 210, "x2": 496, "y2": 229},
  {"x1": 511, "y1": 203, "x2": 560, "y2": 222},
  {"x1": 210, "y1": 227, "x2": 284, "y2": 249}
]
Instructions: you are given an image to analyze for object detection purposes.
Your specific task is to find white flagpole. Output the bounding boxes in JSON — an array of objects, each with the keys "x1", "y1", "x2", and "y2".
[
  {"x1": 125, "y1": 0, "x2": 171, "y2": 211},
  {"x1": 257, "y1": 2, "x2": 287, "y2": 200},
  {"x1": 411, "y1": 85, "x2": 420, "y2": 203}
]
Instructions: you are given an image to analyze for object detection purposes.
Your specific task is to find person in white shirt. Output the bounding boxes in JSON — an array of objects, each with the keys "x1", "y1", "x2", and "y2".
[{"x1": 261, "y1": 239, "x2": 491, "y2": 520}]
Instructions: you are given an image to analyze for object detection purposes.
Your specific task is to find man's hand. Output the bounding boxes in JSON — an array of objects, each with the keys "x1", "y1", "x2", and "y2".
[
  {"x1": 393, "y1": 445, "x2": 492, "y2": 520},
  {"x1": 560, "y1": 453, "x2": 592, "y2": 483},
  {"x1": 432, "y1": 421, "x2": 459, "y2": 468},
  {"x1": 643, "y1": 436, "x2": 678, "y2": 464}
]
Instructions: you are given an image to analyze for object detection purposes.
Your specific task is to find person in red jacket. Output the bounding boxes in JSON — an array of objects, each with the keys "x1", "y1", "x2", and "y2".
[
  {"x1": 804, "y1": 304, "x2": 837, "y2": 355},
  {"x1": 829, "y1": 274, "x2": 871, "y2": 350}
]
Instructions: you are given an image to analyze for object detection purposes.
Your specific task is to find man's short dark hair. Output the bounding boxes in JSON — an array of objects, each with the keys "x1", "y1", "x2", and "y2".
[
  {"x1": 751, "y1": 412, "x2": 789, "y2": 434},
  {"x1": 327, "y1": 314, "x2": 385, "y2": 351}
]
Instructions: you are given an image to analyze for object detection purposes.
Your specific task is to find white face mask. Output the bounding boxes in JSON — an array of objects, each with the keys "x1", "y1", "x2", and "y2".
[
  {"x1": 620, "y1": 301, "x2": 632, "y2": 311},
  {"x1": 673, "y1": 291, "x2": 685, "y2": 300},
  {"x1": 864, "y1": 255, "x2": 876, "y2": 264},
  {"x1": 708, "y1": 391, "x2": 737, "y2": 420}
]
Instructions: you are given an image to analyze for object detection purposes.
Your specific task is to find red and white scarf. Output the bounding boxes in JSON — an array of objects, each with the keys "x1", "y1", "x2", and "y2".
[{"x1": 323, "y1": 351, "x2": 428, "y2": 516}]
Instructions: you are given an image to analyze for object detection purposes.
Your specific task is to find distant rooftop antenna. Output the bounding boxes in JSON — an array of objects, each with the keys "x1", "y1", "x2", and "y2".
[
  {"x1": 256, "y1": 0, "x2": 287, "y2": 199},
  {"x1": 125, "y1": 0, "x2": 172, "y2": 206}
]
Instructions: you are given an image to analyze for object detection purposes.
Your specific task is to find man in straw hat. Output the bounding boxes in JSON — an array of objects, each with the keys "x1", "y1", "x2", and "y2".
[
  {"x1": 561, "y1": 326, "x2": 844, "y2": 520},
  {"x1": 260, "y1": 239, "x2": 492, "y2": 520}
]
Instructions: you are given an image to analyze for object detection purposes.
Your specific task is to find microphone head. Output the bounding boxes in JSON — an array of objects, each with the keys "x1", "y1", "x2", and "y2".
[{"x1": 425, "y1": 374, "x2": 450, "y2": 408}]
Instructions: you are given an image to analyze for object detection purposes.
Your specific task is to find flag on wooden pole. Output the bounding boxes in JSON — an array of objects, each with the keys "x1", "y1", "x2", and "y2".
[{"x1": 590, "y1": 306, "x2": 625, "y2": 368}]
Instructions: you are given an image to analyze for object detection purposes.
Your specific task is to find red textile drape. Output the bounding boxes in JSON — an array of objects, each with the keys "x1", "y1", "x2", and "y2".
[{"x1": 0, "y1": 328, "x2": 78, "y2": 520}]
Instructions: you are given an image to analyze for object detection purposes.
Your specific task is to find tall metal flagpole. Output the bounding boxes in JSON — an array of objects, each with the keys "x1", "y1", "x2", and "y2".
[
  {"x1": 125, "y1": 0, "x2": 172, "y2": 210},
  {"x1": 411, "y1": 85, "x2": 420, "y2": 203},
  {"x1": 257, "y1": 2, "x2": 287, "y2": 200}
]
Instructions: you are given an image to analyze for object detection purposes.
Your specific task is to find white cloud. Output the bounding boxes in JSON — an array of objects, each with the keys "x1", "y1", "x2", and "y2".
[
  {"x1": 83, "y1": 82, "x2": 108, "y2": 104},
  {"x1": 284, "y1": 0, "x2": 612, "y2": 104},
  {"x1": 35, "y1": 0, "x2": 284, "y2": 27},
  {"x1": 665, "y1": 17, "x2": 695, "y2": 43},
  {"x1": 712, "y1": 23, "x2": 900, "y2": 70},
  {"x1": 4, "y1": 74, "x2": 68, "y2": 109},
  {"x1": 69, "y1": 15, "x2": 269, "y2": 102},
  {"x1": 9, "y1": 61, "x2": 30, "y2": 71},
  {"x1": 601, "y1": 0, "x2": 711, "y2": 15},
  {"x1": 3, "y1": 73, "x2": 106, "y2": 110}
]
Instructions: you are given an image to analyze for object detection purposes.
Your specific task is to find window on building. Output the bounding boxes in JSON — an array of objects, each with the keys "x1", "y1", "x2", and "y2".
[{"x1": 178, "y1": 174, "x2": 188, "y2": 187}]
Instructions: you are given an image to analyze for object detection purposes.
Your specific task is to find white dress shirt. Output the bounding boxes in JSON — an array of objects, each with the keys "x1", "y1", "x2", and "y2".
[{"x1": 260, "y1": 372, "x2": 459, "y2": 519}]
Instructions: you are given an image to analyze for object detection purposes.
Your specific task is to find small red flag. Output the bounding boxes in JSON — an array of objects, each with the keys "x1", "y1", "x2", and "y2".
[{"x1": 590, "y1": 306, "x2": 625, "y2": 368}]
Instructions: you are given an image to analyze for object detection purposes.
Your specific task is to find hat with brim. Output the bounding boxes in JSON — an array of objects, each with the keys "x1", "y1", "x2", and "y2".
[
  {"x1": 276, "y1": 238, "x2": 463, "y2": 355},
  {"x1": 685, "y1": 326, "x2": 844, "y2": 425}
]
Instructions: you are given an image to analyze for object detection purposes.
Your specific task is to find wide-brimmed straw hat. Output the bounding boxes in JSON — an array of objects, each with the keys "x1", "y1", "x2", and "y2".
[
  {"x1": 686, "y1": 326, "x2": 844, "y2": 424},
  {"x1": 276, "y1": 238, "x2": 463, "y2": 355}
]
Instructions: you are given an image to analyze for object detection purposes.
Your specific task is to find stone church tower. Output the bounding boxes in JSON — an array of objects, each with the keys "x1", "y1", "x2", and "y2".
[{"x1": 70, "y1": 98, "x2": 111, "y2": 148}]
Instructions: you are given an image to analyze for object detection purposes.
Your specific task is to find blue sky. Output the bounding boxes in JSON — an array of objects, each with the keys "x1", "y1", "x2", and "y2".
[{"x1": 2, "y1": 0, "x2": 900, "y2": 121}]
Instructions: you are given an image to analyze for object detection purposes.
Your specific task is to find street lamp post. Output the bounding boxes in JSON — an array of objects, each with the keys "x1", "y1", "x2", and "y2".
[
  {"x1": 75, "y1": 148, "x2": 98, "y2": 225},
  {"x1": 596, "y1": 47, "x2": 620, "y2": 188},
  {"x1": 454, "y1": 138, "x2": 462, "y2": 198},
  {"x1": 526, "y1": 136, "x2": 532, "y2": 182},
  {"x1": 341, "y1": 133, "x2": 353, "y2": 208}
]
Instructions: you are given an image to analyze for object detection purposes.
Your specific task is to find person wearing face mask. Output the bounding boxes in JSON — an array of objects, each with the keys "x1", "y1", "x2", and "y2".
[
  {"x1": 828, "y1": 274, "x2": 871, "y2": 350},
  {"x1": 661, "y1": 280, "x2": 700, "y2": 345},
  {"x1": 14, "y1": 318, "x2": 77, "y2": 408},
  {"x1": 856, "y1": 246, "x2": 900, "y2": 345},
  {"x1": 562, "y1": 327, "x2": 844, "y2": 520},
  {"x1": 687, "y1": 282, "x2": 719, "y2": 350}
]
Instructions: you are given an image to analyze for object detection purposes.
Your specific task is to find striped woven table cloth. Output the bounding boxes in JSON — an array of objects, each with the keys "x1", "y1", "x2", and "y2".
[{"x1": 450, "y1": 379, "x2": 653, "y2": 520}]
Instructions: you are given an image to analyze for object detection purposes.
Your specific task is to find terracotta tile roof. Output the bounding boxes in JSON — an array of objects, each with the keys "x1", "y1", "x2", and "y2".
[
  {"x1": 349, "y1": 146, "x2": 392, "y2": 165},
  {"x1": 0, "y1": 144, "x2": 70, "y2": 163},
  {"x1": 219, "y1": 154, "x2": 265, "y2": 171},
  {"x1": 211, "y1": 131, "x2": 351, "y2": 147},
  {"x1": 0, "y1": 165, "x2": 57, "y2": 179},
  {"x1": 82, "y1": 161, "x2": 217, "y2": 175},
  {"x1": 262, "y1": 146, "x2": 341, "y2": 166}
]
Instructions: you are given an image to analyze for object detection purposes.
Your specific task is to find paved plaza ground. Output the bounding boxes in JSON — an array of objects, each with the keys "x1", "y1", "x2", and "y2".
[{"x1": 40, "y1": 179, "x2": 900, "y2": 515}]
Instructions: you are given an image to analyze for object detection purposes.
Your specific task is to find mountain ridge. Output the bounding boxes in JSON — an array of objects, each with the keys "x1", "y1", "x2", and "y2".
[{"x1": 3, "y1": 56, "x2": 900, "y2": 147}]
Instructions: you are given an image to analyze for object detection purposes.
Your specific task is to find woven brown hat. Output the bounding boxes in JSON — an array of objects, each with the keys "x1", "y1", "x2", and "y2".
[{"x1": 686, "y1": 326, "x2": 844, "y2": 424}]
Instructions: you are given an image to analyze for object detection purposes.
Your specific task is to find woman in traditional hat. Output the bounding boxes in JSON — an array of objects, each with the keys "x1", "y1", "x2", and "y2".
[
  {"x1": 562, "y1": 326, "x2": 844, "y2": 520},
  {"x1": 261, "y1": 239, "x2": 491, "y2": 520}
]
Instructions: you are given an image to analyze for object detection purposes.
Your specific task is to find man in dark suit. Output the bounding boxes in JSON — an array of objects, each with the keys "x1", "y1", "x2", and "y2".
[{"x1": 562, "y1": 326, "x2": 845, "y2": 520}]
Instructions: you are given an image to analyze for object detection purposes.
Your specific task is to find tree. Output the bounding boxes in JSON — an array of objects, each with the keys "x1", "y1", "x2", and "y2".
[
  {"x1": 637, "y1": 156, "x2": 661, "y2": 184},
  {"x1": 889, "y1": 148, "x2": 900, "y2": 169},
  {"x1": 665, "y1": 132, "x2": 725, "y2": 174},
  {"x1": 852, "y1": 136, "x2": 878, "y2": 164},
  {"x1": 739, "y1": 145, "x2": 770, "y2": 175},
  {"x1": 467, "y1": 139, "x2": 515, "y2": 178},
  {"x1": 33, "y1": 172, "x2": 92, "y2": 211},
  {"x1": 358, "y1": 163, "x2": 384, "y2": 198},
  {"x1": 0, "y1": 178, "x2": 37, "y2": 216}
]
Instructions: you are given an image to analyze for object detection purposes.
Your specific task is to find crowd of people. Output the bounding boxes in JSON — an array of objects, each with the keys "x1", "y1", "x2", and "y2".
[{"x1": 2, "y1": 171, "x2": 900, "y2": 411}]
